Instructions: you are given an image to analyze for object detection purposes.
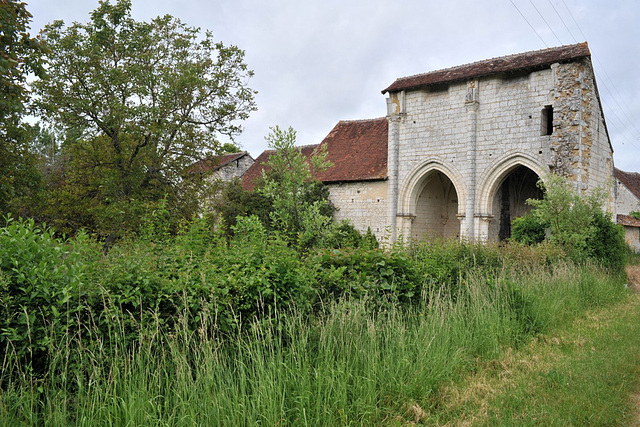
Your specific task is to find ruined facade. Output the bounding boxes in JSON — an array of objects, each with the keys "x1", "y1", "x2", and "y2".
[
  {"x1": 241, "y1": 42, "x2": 639, "y2": 244},
  {"x1": 383, "y1": 42, "x2": 613, "y2": 242}
]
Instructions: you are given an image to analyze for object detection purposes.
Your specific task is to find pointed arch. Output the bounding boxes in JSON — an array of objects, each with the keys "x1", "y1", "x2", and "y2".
[
  {"x1": 398, "y1": 160, "x2": 466, "y2": 240},
  {"x1": 477, "y1": 153, "x2": 547, "y2": 241},
  {"x1": 477, "y1": 153, "x2": 547, "y2": 214}
]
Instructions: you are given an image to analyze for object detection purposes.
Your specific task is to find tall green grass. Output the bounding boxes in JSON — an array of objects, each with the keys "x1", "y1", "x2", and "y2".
[{"x1": 0, "y1": 261, "x2": 626, "y2": 426}]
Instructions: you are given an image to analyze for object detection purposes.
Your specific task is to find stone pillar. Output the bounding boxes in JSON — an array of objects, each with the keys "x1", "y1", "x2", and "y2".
[
  {"x1": 386, "y1": 92, "x2": 403, "y2": 242},
  {"x1": 464, "y1": 80, "x2": 479, "y2": 240},
  {"x1": 475, "y1": 214, "x2": 493, "y2": 242}
]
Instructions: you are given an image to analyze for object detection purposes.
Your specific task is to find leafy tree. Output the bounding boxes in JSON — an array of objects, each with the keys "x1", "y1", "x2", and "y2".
[
  {"x1": 32, "y1": 0, "x2": 256, "y2": 237},
  {"x1": 258, "y1": 126, "x2": 333, "y2": 248},
  {"x1": 214, "y1": 179, "x2": 272, "y2": 240},
  {"x1": 0, "y1": 0, "x2": 45, "y2": 214},
  {"x1": 527, "y1": 175, "x2": 602, "y2": 258},
  {"x1": 512, "y1": 174, "x2": 626, "y2": 268}
]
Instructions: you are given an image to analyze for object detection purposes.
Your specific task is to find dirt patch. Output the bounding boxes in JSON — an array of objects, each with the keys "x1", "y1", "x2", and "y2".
[{"x1": 625, "y1": 265, "x2": 640, "y2": 293}]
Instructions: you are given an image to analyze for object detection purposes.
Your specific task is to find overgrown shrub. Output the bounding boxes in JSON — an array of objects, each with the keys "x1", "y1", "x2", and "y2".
[
  {"x1": 312, "y1": 247, "x2": 420, "y2": 303},
  {"x1": 511, "y1": 174, "x2": 627, "y2": 269},
  {"x1": 511, "y1": 212, "x2": 548, "y2": 244},
  {"x1": 0, "y1": 216, "x2": 99, "y2": 374},
  {"x1": 409, "y1": 239, "x2": 503, "y2": 297},
  {"x1": 586, "y1": 210, "x2": 627, "y2": 270}
]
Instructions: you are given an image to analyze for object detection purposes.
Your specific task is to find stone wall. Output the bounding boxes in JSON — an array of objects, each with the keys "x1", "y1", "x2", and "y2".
[
  {"x1": 552, "y1": 60, "x2": 614, "y2": 206},
  {"x1": 616, "y1": 181, "x2": 640, "y2": 215},
  {"x1": 624, "y1": 226, "x2": 640, "y2": 253},
  {"x1": 209, "y1": 154, "x2": 255, "y2": 182},
  {"x1": 387, "y1": 58, "x2": 614, "y2": 242},
  {"x1": 328, "y1": 180, "x2": 388, "y2": 237}
]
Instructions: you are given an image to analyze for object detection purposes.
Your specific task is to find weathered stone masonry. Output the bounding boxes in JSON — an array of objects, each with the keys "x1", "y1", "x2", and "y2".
[
  {"x1": 239, "y1": 42, "x2": 639, "y2": 245},
  {"x1": 383, "y1": 42, "x2": 614, "y2": 242}
]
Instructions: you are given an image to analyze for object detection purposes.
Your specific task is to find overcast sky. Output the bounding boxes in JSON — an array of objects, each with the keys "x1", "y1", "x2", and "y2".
[{"x1": 27, "y1": 0, "x2": 640, "y2": 172}]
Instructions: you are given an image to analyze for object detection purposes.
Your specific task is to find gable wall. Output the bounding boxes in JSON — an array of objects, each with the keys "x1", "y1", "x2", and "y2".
[
  {"x1": 552, "y1": 60, "x2": 614, "y2": 207},
  {"x1": 616, "y1": 181, "x2": 640, "y2": 215},
  {"x1": 209, "y1": 155, "x2": 255, "y2": 182}
]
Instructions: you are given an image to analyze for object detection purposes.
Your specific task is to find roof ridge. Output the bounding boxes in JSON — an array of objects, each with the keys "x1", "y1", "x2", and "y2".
[
  {"x1": 382, "y1": 42, "x2": 590, "y2": 94},
  {"x1": 337, "y1": 117, "x2": 387, "y2": 124},
  {"x1": 397, "y1": 43, "x2": 587, "y2": 83}
]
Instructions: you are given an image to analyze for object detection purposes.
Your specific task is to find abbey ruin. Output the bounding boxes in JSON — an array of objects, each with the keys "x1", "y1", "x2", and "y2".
[{"x1": 199, "y1": 42, "x2": 640, "y2": 246}]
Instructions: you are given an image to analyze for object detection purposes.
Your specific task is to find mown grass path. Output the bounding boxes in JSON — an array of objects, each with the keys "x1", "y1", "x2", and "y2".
[{"x1": 414, "y1": 285, "x2": 640, "y2": 426}]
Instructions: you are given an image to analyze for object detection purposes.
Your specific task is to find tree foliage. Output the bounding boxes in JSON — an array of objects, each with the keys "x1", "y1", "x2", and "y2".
[
  {"x1": 511, "y1": 175, "x2": 627, "y2": 269},
  {"x1": 31, "y1": 0, "x2": 256, "y2": 237},
  {"x1": 0, "y1": 0, "x2": 45, "y2": 214},
  {"x1": 258, "y1": 126, "x2": 334, "y2": 248}
]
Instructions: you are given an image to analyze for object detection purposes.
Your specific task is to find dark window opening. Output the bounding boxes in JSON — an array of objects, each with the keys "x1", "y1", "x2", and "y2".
[{"x1": 541, "y1": 105, "x2": 553, "y2": 136}]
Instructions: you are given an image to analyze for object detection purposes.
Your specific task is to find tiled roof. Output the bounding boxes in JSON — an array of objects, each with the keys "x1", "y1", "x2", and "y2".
[
  {"x1": 186, "y1": 151, "x2": 250, "y2": 174},
  {"x1": 241, "y1": 145, "x2": 319, "y2": 191},
  {"x1": 241, "y1": 118, "x2": 388, "y2": 191},
  {"x1": 617, "y1": 214, "x2": 640, "y2": 228},
  {"x1": 315, "y1": 118, "x2": 388, "y2": 183},
  {"x1": 382, "y1": 42, "x2": 591, "y2": 94},
  {"x1": 615, "y1": 168, "x2": 640, "y2": 201}
]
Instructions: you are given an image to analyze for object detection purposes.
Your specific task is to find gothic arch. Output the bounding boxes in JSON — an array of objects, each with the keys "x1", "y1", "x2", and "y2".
[
  {"x1": 477, "y1": 153, "x2": 547, "y2": 241},
  {"x1": 476, "y1": 153, "x2": 547, "y2": 214},
  {"x1": 398, "y1": 160, "x2": 466, "y2": 240}
]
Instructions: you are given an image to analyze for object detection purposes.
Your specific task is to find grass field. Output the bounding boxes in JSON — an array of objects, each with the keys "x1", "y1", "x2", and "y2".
[{"x1": 2, "y1": 261, "x2": 636, "y2": 426}]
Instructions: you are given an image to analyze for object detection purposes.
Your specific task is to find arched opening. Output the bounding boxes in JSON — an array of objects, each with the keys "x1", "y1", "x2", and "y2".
[
  {"x1": 488, "y1": 165, "x2": 542, "y2": 241},
  {"x1": 412, "y1": 171, "x2": 460, "y2": 240}
]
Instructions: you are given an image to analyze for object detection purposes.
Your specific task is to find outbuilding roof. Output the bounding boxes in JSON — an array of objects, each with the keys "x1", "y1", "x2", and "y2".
[
  {"x1": 617, "y1": 214, "x2": 640, "y2": 228},
  {"x1": 315, "y1": 118, "x2": 388, "y2": 183},
  {"x1": 241, "y1": 118, "x2": 388, "y2": 191},
  {"x1": 382, "y1": 42, "x2": 591, "y2": 94}
]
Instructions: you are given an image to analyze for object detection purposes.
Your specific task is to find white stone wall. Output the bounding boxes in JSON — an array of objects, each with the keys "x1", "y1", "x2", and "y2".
[
  {"x1": 388, "y1": 58, "x2": 614, "y2": 242},
  {"x1": 623, "y1": 226, "x2": 640, "y2": 253},
  {"x1": 328, "y1": 180, "x2": 388, "y2": 237},
  {"x1": 616, "y1": 182, "x2": 640, "y2": 215},
  {"x1": 208, "y1": 155, "x2": 254, "y2": 182}
]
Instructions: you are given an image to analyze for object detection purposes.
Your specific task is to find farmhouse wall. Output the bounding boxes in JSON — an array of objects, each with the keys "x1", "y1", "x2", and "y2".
[
  {"x1": 616, "y1": 183, "x2": 640, "y2": 215},
  {"x1": 327, "y1": 180, "x2": 388, "y2": 236}
]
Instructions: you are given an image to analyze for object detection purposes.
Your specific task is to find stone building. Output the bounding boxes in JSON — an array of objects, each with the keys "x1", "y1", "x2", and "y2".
[
  {"x1": 242, "y1": 42, "x2": 639, "y2": 244},
  {"x1": 614, "y1": 168, "x2": 640, "y2": 251},
  {"x1": 188, "y1": 151, "x2": 254, "y2": 182}
]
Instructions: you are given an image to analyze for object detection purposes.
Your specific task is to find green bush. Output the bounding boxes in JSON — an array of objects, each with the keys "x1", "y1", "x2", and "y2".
[
  {"x1": 512, "y1": 175, "x2": 627, "y2": 270},
  {"x1": 587, "y1": 210, "x2": 627, "y2": 271},
  {"x1": 511, "y1": 212, "x2": 548, "y2": 245},
  {"x1": 312, "y1": 247, "x2": 420, "y2": 303},
  {"x1": 409, "y1": 239, "x2": 503, "y2": 297},
  {"x1": 0, "y1": 216, "x2": 99, "y2": 373}
]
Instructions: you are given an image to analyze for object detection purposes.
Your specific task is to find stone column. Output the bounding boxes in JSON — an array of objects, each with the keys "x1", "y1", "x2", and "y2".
[
  {"x1": 386, "y1": 93, "x2": 402, "y2": 242},
  {"x1": 464, "y1": 80, "x2": 479, "y2": 240}
]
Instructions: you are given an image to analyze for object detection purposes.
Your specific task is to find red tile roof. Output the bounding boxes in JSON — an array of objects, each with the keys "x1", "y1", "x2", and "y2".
[
  {"x1": 241, "y1": 118, "x2": 389, "y2": 191},
  {"x1": 241, "y1": 145, "x2": 319, "y2": 191},
  {"x1": 315, "y1": 118, "x2": 388, "y2": 183},
  {"x1": 615, "y1": 168, "x2": 640, "y2": 201},
  {"x1": 186, "y1": 151, "x2": 250, "y2": 174},
  {"x1": 382, "y1": 42, "x2": 591, "y2": 94},
  {"x1": 617, "y1": 214, "x2": 640, "y2": 228}
]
